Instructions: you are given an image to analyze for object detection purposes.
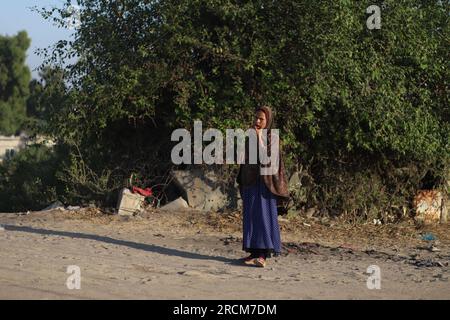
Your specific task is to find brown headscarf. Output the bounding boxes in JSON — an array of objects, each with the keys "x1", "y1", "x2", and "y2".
[{"x1": 236, "y1": 106, "x2": 290, "y2": 199}]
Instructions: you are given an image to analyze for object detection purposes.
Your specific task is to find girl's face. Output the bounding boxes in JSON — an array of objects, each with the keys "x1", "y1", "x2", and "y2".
[{"x1": 254, "y1": 111, "x2": 267, "y2": 130}]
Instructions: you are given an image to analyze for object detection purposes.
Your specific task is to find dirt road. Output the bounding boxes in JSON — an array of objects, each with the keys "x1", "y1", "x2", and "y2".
[{"x1": 1, "y1": 208, "x2": 449, "y2": 299}]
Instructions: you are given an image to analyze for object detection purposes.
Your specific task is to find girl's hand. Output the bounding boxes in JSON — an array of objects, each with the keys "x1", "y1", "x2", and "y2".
[
  {"x1": 255, "y1": 127, "x2": 267, "y2": 149},
  {"x1": 254, "y1": 126, "x2": 263, "y2": 139}
]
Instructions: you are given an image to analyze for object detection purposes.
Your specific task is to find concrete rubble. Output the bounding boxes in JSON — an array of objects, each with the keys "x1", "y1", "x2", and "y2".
[
  {"x1": 171, "y1": 169, "x2": 235, "y2": 212},
  {"x1": 41, "y1": 201, "x2": 65, "y2": 212},
  {"x1": 160, "y1": 197, "x2": 189, "y2": 212}
]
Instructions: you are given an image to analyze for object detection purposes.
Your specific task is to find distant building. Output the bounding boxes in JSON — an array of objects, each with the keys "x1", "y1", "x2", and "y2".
[
  {"x1": 0, "y1": 135, "x2": 26, "y2": 163},
  {"x1": 0, "y1": 133, "x2": 55, "y2": 163}
]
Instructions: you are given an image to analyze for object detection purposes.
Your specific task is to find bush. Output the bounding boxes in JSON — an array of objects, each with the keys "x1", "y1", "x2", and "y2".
[
  {"x1": 0, "y1": 144, "x2": 61, "y2": 212},
  {"x1": 24, "y1": 0, "x2": 449, "y2": 220}
]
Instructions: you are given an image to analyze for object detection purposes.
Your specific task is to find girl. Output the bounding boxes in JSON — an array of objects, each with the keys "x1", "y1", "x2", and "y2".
[{"x1": 237, "y1": 106, "x2": 290, "y2": 267}]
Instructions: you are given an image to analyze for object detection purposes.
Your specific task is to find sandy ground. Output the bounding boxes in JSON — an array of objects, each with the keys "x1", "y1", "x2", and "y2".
[{"x1": 0, "y1": 207, "x2": 449, "y2": 300}]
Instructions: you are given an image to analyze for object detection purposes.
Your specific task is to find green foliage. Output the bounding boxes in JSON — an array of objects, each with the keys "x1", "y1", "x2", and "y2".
[
  {"x1": 0, "y1": 144, "x2": 61, "y2": 212},
  {"x1": 15, "y1": 0, "x2": 448, "y2": 218},
  {"x1": 26, "y1": 67, "x2": 68, "y2": 136},
  {"x1": 56, "y1": 145, "x2": 124, "y2": 206},
  {"x1": 0, "y1": 31, "x2": 31, "y2": 135}
]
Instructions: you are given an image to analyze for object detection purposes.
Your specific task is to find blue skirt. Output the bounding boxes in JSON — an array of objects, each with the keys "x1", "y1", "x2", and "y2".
[{"x1": 242, "y1": 177, "x2": 282, "y2": 255}]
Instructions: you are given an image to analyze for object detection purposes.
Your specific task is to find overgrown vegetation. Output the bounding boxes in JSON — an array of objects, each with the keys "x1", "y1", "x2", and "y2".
[
  {"x1": 0, "y1": 31, "x2": 31, "y2": 135},
  {"x1": 0, "y1": 1, "x2": 448, "y2": 221}
]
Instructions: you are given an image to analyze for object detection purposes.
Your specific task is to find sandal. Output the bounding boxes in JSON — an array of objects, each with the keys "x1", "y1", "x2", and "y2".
[
  {"x1": 254, "y1": 256, "x2": 266, "y2": 268},
  {"x1": 243, "y1": 255, "x2": 256, "y2": 265}
]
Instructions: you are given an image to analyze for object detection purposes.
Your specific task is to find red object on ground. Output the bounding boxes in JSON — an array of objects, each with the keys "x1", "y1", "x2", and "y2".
[{"x1": 132, "y1": 186, "x2": 153, "y2": 197}]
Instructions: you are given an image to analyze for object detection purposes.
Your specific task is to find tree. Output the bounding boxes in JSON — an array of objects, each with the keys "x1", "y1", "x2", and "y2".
[
  {"x1": 32, "y1": 0, "x2": 449, "y2": 218},
  {"x1": 0, "y1": 31, "x2": 31, "y2": 135},
  {"x1": 26, "y1": 66, "x2": 67, "y2": 136}
]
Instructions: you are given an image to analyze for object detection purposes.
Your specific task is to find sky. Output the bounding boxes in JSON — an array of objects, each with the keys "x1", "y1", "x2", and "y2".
[{"x1": 0, "y1": 0, "x2": 74, "y2": 79}]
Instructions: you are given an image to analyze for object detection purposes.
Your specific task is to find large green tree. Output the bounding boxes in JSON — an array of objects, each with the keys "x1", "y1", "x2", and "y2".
[
  {"x1": 0, "y1": 31, "x2": 31, "y2": 135},
  {"x1": 33, "y1": 0, "x2": 449, "y2": 218},
  {"x1": 26, "y1": 66, "x2": 67, "y2": 135}
]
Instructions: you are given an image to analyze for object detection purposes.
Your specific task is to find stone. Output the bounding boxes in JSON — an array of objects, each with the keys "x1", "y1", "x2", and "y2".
[
  {"x1": 172, "y1": 169, "x2": 230, "y2": 212},
  {"x1": 66, "y1": 206, "x2": 81, "y2": 211},
  {"x1": 413, "y1": 190, "x2": 445, "y2": 224},
  {"x1": 41, "y1": 201, "x2": 65, "y2": 212},
  {"x1": 305, "y1": 207, "x2": 317, "y2": 218},
  {"x1": 116, "y1": 188, "x2": 145, "y2": 216},
  {"x1": 160, "y1": 197, "x2": 190, "y2": 211},
  {"x1": 430, "y1": 245, "x2": 440, "y2": 252}
]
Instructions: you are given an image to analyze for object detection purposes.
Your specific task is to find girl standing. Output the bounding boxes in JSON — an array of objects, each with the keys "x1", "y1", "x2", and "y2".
[{"x1": 237, "y1": 106, "x2": 290, "y2": 267}]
